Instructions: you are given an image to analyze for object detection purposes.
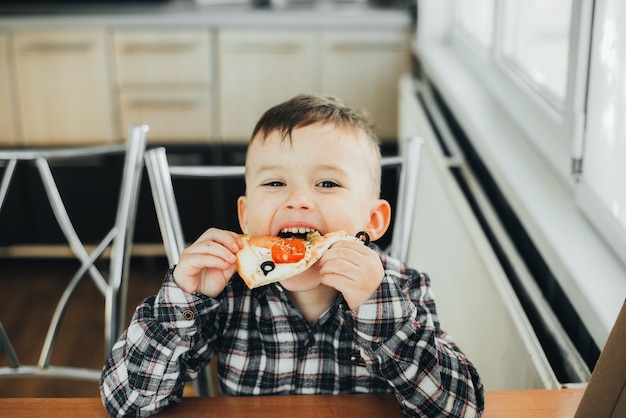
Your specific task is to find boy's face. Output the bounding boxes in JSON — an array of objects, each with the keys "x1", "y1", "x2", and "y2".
[{"x1": 237, "y1": 123, "x2": 390, "y2": 291}]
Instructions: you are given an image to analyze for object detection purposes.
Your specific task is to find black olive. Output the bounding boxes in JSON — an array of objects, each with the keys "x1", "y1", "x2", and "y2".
[
  {"x1": 356, "y1": 231, "x2": 370, "y2": 246},
  {"x1": 261, "y1": 261, "x2": 276, "y2": 276}
]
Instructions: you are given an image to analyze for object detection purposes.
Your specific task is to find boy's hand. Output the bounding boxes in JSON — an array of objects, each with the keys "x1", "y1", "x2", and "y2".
[
  {"x1": 172, "y1": 228, "x2": 243, "y2": 298},
  {"x1": 317, "y1": 240, "x2": 385, "y2": 309}
]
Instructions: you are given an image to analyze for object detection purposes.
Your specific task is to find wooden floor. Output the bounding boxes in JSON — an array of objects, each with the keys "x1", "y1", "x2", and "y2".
[{"x1": 0, "y1": 256, "x2": 169, "y2": 398}]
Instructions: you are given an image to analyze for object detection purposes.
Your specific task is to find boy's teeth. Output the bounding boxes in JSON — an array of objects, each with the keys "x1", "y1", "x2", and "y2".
[{"x1": 281, "y1": 227, "x2": 316, "y2": 234}]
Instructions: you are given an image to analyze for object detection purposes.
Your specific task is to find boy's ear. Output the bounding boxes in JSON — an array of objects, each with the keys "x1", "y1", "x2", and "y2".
[
  {"x1": 366, "y1": 199, "x2": 392, "y2": 242},
  {"x1": 237, "y1": 196, "x2": 248, "y2": 234}
]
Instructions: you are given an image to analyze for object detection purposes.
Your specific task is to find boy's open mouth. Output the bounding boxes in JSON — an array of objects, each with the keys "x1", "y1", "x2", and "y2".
[{"x1": 277, "y1": 227, "x2": 319, "y2": 240}]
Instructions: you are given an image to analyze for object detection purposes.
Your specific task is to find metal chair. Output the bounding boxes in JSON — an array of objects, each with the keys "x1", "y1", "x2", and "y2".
[
  {"x1": 0, "y1": 124, "x2": 149, "y2": 381},
  {"x1": 144, "y1": 135, "x2": 422, "y2": 396},
  {"x1": 385, "y1": 136, "x2": 423, "y2": 262}
]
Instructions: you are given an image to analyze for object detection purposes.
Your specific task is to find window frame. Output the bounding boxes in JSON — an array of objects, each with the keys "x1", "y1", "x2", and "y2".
[
  {"x1": 574, "y1": 0, "x2": 626, "y2": 268},
  {"x1": 448, "y1": 0, "x2": 593, "y2": 187}
]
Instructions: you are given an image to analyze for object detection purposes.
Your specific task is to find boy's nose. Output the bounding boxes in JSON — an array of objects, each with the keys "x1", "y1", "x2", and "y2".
[{"x1": 284, "y1": 187, "x2": 313, "y2": 210}]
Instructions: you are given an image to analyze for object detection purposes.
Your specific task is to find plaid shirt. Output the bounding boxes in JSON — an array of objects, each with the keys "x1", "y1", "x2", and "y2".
[{"x1": 101, "y1": 246, "x2": 484, "y2": 417}]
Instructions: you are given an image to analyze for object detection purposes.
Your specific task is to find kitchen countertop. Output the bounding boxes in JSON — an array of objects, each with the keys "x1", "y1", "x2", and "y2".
[{"x1": 0, "y1": 0, "x2": 413, "y2": 29}]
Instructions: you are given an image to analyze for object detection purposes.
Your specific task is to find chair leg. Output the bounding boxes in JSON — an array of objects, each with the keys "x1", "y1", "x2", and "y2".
[{"x1": 195, "y1": 367, "x2": 211, "y2": 397}]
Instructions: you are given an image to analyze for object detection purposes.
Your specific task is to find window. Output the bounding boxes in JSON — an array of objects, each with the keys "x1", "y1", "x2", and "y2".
[
  {"x1": 499, "y1": 0, "x2": 573, "y2": 107},
  {"x1": 449, "y1": 0, "x2": 626, "y2": 267},
  {"x1": 453, "y1": 0, "x2": 495, "y2": 50},
  {"x1": 450, "y1": 0, "x2": 588, "y2": 183},
  {"x1": 576, "y1": 0, "x2": 626, "y2": 268}
]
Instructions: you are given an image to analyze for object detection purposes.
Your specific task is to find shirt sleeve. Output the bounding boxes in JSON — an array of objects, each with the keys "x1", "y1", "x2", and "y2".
[
  {"x1": 348, "y1": 260, "x2": 485, "y2": 418},
  {"x1": 100, "y1": 269, "x2": 220, "y2": 417}
]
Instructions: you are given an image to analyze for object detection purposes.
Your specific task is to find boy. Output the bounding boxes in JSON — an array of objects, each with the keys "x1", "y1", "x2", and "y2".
[{"x1": 101, "y1": 94, "x2": 485, "y2": 417}]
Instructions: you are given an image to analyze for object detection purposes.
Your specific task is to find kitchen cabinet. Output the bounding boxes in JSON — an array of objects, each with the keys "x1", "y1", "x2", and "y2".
[
  {"x1": 0, "y1": 3, "x2": 410, "y2": 148},
  {"x1": 320, "y1": 30, "x2": 409, "y2": 141},
  {"x1": 12, "y1": 29, "x2": 115, "y2": 146},
  {"x1": 0, "y1": 33, "x2": 17, "y2": 146},
  {"x1": 218, "y1": 29, "x2": 410, "y2": 143},
  {"x1": 218, "y1": 30, "x2": 316, "y2": 142},
  {"x1": 112, "y1": 29, "x2": 214, "y2": 143}
]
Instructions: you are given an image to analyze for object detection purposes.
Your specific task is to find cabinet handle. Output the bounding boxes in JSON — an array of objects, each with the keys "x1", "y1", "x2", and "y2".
[
  {"x1": 126, "y1": 99, "x2": 201, "y2": 110},
  {"x1": 19, "y1": 42, "x2": 93, "y2": 53},
  {"x1": 228, "y1": 42, "x2": 300, "y2": 54},
  {"x1": 330, "y1": 41, "x2": 406, "y2": 52},
  {"x1": 122, "y1": 42, "x2": 196, "y2": 54}
]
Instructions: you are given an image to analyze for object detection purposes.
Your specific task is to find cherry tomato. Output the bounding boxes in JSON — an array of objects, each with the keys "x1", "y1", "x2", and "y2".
[{"x1": 271, "y1": 238, "x2": 306, "y2": 263}]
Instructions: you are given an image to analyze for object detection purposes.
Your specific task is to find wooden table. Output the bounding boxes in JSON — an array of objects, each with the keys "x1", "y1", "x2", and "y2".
[
  {"x1": 0, "y1": 389, "x2": 585, "y2": 417},
  {"x1": 483, "y1": 388, "x2": 584, "y2": 418}
]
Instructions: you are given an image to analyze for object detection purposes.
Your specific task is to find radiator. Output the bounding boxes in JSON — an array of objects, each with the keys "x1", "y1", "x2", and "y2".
[{"x1": 398, "y1": 74, "x2": 590, "y2": 390}]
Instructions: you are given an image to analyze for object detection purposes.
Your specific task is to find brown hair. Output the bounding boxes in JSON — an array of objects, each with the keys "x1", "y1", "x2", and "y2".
[{"x1": 248, "y1": 93, "x2": 383, "y2": 195}]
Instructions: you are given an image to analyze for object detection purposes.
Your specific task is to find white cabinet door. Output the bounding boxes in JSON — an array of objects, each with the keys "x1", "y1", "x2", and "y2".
[
  {"x1": 118, "y1": 89, "x2": 212, "y2": 142},
  {"x1": 113, "y1": 29, "x2": 214, "y2": 143},
  {"x1": 320, "y1": 30, "x2": 409, "y2": 141},
  {"x1": 12, "y1": 30, "x2": 115, "y2": 146},
  {"x1": 218, "y1": 30, "x2": 316, "y2": 142},
  {"x1": 0, "y1": 33, "x2": 17, "y2": 146},
  {"x1": 113, "y1": 29, "x2": 212, "y2": 88}
]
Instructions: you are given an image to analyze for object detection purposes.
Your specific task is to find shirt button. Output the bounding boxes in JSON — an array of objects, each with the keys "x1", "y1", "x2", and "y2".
[
  {"x1": 349, "y1": 351, "x2": 366, "y2": 366},
  {"x1": 306, "y1": 337, "x2": 316, "y2": 348},
  {"x1": 181, "y1": 309, "x2": 195, "y2": 321}
]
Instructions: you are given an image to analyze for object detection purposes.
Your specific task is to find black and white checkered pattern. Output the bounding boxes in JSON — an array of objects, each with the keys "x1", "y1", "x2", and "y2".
[{"x1": 101, "y1": 245, "x2": 484, "y2": 417}]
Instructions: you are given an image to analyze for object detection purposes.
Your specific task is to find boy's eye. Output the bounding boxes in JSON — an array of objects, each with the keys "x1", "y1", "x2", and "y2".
[
  {"x1": 317, "y1": 180, "x2": 339, "y2": 188},
  {"x1": 263, "y1": 180, "x2": 285, "y2": 187}
]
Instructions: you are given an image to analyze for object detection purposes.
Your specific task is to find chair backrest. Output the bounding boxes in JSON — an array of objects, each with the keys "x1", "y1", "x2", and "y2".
[
  {"x1": 145, "y1": 150, "x2": 245, "y2": 266},
  {"x1": 145, "y1": 135, "x2": 423, "y2": 266},
  {"x1": 0, "y1": 124, "x2": 149, "y2": 381},
  {"x1": 386, "y1": 136, "x2": 423, "y2": 262}
]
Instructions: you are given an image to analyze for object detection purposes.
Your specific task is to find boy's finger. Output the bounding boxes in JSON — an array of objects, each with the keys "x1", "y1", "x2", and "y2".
[{"x1": 193, "y1": 228, "x2": 243, "y2": 252}]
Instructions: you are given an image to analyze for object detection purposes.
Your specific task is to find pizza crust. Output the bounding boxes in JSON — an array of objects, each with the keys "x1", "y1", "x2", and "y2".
[{"x1": 236, "y1": 230, "x2": 360, "y2": 289}]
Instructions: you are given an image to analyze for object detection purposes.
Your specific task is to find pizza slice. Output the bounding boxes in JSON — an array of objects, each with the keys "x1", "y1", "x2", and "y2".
[{"x1": 236, "y1": 230, "x2": 367, "y2": 289}]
